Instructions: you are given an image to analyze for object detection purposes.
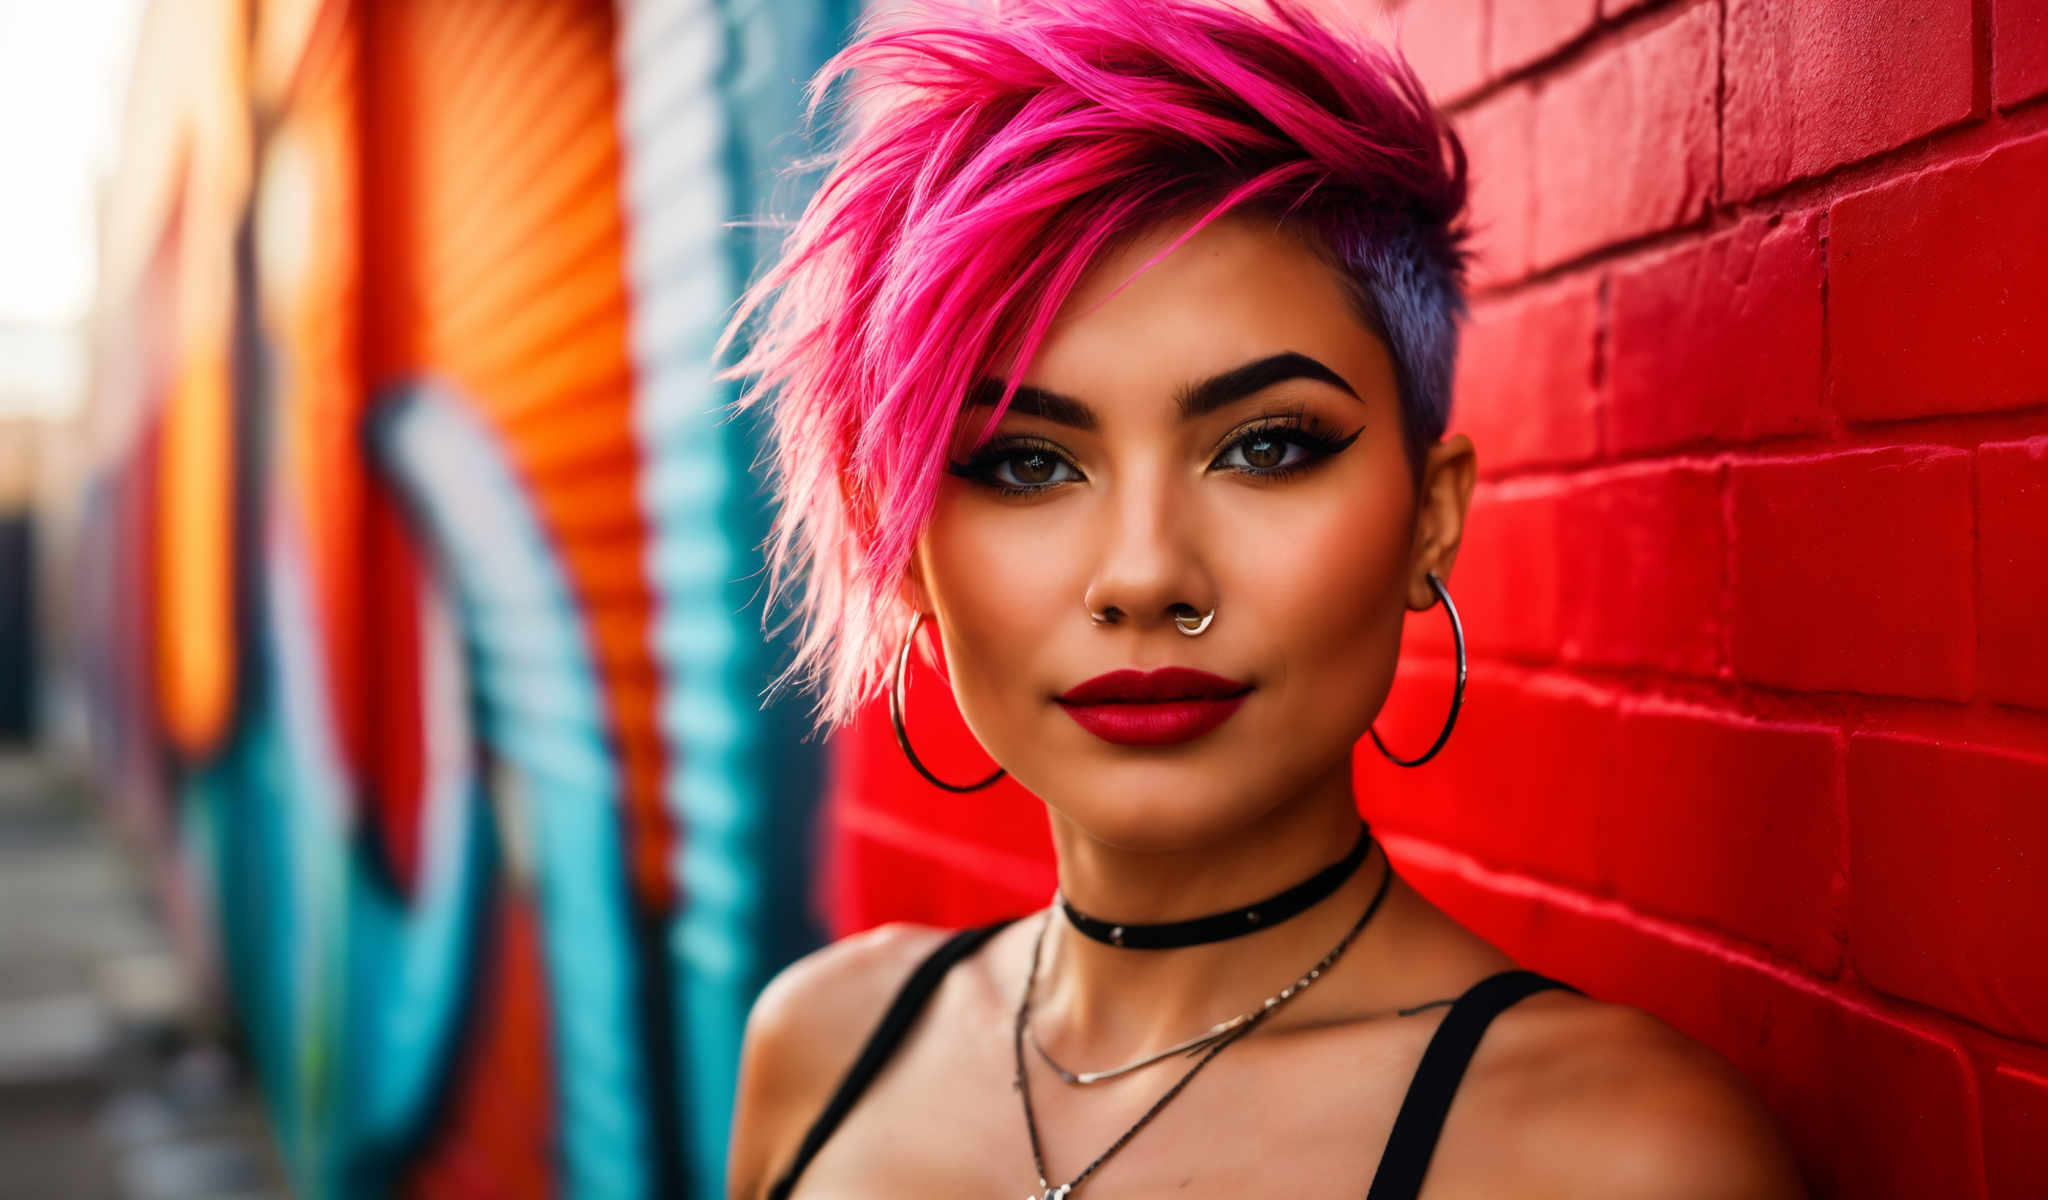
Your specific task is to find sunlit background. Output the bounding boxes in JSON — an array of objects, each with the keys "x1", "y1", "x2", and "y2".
[{"x1": 0, "y1": 0, "x2": 141, "y2": 743}]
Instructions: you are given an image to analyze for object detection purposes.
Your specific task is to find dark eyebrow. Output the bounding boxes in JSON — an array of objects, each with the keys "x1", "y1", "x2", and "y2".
[
  {"x1": 1178, "y1": 351, "x2": 1360, "y2": 419},
  {"x1": 964, "y1": 379, "x2": 1100, "y2": 431},
  {"x1": 965, "y1": 351, "x2": 1360, "y2": 431}
]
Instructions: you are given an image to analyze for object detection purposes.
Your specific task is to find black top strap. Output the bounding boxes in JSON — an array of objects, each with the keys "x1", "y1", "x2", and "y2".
[
  {"x1": 765, "y1": 919, "x2": 1017, "y2": 1200},
  {"x1": 1365, "y1": 968, "x2": 1581, "y2": 1200}
]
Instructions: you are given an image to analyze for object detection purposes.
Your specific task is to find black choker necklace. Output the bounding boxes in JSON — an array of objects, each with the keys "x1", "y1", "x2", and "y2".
[{"x1": 1057, "y1": 822, "x2": 1374, "y2": 950}]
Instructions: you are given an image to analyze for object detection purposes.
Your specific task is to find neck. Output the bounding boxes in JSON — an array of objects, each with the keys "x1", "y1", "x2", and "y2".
[{"x1": 1031, "y1": 763, "x2": 1387, "y2": 1064}]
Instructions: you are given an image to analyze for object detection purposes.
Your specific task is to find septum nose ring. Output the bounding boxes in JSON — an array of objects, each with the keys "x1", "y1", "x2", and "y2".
[{"x1": 1088, "y1": 605, "x2": 1215, "y2": 636}]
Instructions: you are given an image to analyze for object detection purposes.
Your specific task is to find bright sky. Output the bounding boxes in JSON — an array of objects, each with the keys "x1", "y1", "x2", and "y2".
[{"x1": 0, "y1": 0, "x2": 145, "y2": 327}]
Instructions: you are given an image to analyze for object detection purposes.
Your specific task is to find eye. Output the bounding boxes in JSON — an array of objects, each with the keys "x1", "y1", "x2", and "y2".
[
  {"x1": 1216, "y1": 429, "x2": 1311, "y2": 473},
  {"x1": 1211, "y1": 418, "x2": 1364, "y2": 479},
  {"x1": 945, "y1": 440, "x2": 1083, "y2": 495}
]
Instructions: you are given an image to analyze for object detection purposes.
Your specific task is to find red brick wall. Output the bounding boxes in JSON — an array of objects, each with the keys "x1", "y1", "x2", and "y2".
[
  {"x1": 822, "y1": 2, "x2": 2048, "y2": 1195},
  {"x1": 1377, "y1": 1, "x2": 2048, "y2": 1194}
]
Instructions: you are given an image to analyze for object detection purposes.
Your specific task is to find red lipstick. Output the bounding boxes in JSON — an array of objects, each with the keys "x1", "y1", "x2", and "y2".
[{"x1": 1056, "y1": 667, "x2": 1253, "y2": 747}]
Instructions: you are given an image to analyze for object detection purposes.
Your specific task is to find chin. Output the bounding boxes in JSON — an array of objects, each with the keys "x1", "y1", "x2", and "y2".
[{"x1": 1030, "y1": 755, "x2": 1287, "y2": 852}]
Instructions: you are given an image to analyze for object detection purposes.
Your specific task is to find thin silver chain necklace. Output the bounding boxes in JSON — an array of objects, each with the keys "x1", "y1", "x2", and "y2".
[
  {"x1": 1026, "y1": 1008, "x2": 1247, "y2": 1085},
  {"x1": 1011, "y1": 854, "x2": 1393, "y2": 1199}
]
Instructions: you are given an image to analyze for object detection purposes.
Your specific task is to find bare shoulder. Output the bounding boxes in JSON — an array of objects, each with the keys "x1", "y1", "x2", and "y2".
[
  {"x1": 745, "y1": 921, "x2": 957, "y2": 1071},
  {"x1": 726, "y1": 922, "x2": 957, "y2": 1200},
  {"x1": 1463, "y1": 990, "x2": 1809, "y2": 1199}
]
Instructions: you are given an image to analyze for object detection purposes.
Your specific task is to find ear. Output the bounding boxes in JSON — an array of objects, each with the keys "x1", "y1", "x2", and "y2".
[
  {"x1": 1408, "y1": 433, "x2": 1477, "y2": 611},
  {"x1": 897, "y1": 542, "x2": 934, "y2": 615}
]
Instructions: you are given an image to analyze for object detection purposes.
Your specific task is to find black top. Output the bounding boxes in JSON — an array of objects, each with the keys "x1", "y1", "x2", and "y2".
[{"x1": 765, "y1": 918, "x2": 1581, "y2": 1199}]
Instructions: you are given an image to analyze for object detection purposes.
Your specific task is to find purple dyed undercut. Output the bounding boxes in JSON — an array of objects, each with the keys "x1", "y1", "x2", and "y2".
[{"x1": 715, "y1": 0, "x2": 1474, "y2": 731}]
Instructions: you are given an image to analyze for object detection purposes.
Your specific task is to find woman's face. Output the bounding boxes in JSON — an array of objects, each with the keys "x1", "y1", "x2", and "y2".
[{"x1": 905, "y1": 211, "x2": 1472, "y2": 851}]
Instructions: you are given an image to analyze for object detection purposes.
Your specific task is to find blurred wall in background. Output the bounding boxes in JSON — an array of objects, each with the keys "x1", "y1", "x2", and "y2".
[
  {"x1": 0, "y1": 417, "x2": 43, "y2": 743},
  {"x1": 84, "y1": 0, "x2": 853, "y2": 1193},
  {"x1": 0, "y1": 323, "x2": 97, "y2": 754}
]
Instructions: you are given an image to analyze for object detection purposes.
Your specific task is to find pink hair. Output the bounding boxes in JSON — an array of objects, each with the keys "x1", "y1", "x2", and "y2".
[{"x1": 716, "y1": 0, "x2": 1472, "y2": 732}]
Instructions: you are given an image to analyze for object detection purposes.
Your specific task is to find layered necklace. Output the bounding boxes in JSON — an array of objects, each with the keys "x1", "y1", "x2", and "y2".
[{"x1": 1012, "y1": 824, "x2": 1391, "y2": 1200}]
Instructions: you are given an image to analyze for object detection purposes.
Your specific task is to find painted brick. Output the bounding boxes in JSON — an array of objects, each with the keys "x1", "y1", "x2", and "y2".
[
  {"x1": 1658, "y1": 967, "x2": 1983, "y2": 1200},
  {"x1": 1995, "y1": 0, "x2": 2048, "y2": 108},
  {"x1": 1356, "y1": 656, "x2": 1462, "y2": 842},
  {"x1": 1610, "y1": 701, "x2": 1842, "y2": 973},
  {"x1": 1729, "y1": 447, "x2": 1974, "y2": 699},
  {"x1": 827, "y1": 826, "x2": 948, "y2": 935},
  {"x1": 1382, "y1": 0, "x2": 1487, "y2": 103},
  {"x1": 1452, "y1": 85, "x2": 1536, "y2": 289},
  {"x1": 1985, "y1": 1064, "x2": 2048, "y2": 1200},
  {"x1": 1558, "y1": 464, "x2": 1724, "y2": 676},
  {"x1": 1435, "y1": 481, "x2": 1565, "y2": 661},
  {"x1": 1724, "y1": 0, "x2": 1975, "y2": 200},
  {"x1": 1831, "y1": 132, "x2": 2048, "y2": 422},
  {"x1": 1394, "y1": 851, "x2": 1985, "y2": 1198},
  {"x1": 1442, "y1": 675, "x2": 1620, "y2": 896},
  {"x1": 1608, "y1": 212, "x2": 1827, "y2": 455},
  {"x1": 1489, "y1": 0, "x2": 1595, "y2": 76},
  {"x1": 1850, "y1": 733, "x2": 2048, "y2": 1043},
  {"x1": 826, "y1": 824, "x2": 1045, "y2": 936},
  {"x1": 1979, "y1": 439, "x2": 2048, "y2": 711},
  {"x1": 1532, "y1": 4, "x2": 1716, "y2": 267},
  {"x1": 1360, "y1": 674, "x2": 1620, "y2": 890},
  {"x1": 1449, "y1": 276, "x2": 1600, "y2": 472}
]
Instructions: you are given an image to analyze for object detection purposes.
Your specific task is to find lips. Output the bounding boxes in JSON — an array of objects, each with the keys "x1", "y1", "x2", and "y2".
[
  {"x1": 1056, "y1": 667, "x2": 1253, "y2": 746},
  {"x1": 1058, "y1": 667, "x2": 1250, "y2": 703}
]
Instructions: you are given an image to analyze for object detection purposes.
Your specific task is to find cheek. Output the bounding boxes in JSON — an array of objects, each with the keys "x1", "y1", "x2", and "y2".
[
  {"x1": 1220, "y1": 475, "x2": 1413, "y2": 709},
  {"x1": 918, "y1": 494, "x2": 1078, "y2": 719}
]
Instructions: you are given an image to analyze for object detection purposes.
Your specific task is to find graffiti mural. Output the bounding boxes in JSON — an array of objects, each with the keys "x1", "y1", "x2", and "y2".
[{"x1": 85, "y1": 0, "x2": 854, "y2": 1193}]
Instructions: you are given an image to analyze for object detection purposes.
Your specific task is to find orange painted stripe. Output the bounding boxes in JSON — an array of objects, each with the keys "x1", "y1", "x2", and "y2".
[{"x1": 365, "y1": 0, "x2": 675, "y2": 912}]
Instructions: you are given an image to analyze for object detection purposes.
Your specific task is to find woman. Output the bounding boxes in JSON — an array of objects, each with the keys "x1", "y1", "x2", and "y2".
[{"x1": 716, "y1": 1, "x2": 1807, "y2": 1195}]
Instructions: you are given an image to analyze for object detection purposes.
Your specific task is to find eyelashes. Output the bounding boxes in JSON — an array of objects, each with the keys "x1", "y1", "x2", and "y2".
[
  {"x1": 943, "y1": 408, "x2": 1366, "y2": 498},
  {"x1": 946, "y1": 440, "x2": 1082, "y2": 494}
]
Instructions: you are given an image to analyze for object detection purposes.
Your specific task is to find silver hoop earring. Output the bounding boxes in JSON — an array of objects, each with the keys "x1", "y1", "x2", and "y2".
[
  {"x1": 1173, "y1": 606, "x2": 1215, "y2": 636},
  {"x1": 890, "y1": 612, "x2": 1006, "y2": 793},
  {"x1": 1369, "y1": 571, "x2": 1465, "y2": 767}
]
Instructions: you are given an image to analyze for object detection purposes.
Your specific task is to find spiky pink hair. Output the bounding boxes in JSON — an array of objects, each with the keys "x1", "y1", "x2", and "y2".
[{"x1": 717, "y1": 0, "x2": 1472, "y2": 732}]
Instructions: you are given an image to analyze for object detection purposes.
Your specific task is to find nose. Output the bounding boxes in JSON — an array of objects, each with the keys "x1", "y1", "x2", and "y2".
[{"x1": 1080, "y1": 466, "x2": 1217, "y2": 632}]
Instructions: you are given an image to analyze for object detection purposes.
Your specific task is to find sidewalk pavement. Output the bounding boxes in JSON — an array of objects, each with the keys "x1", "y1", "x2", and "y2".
[{"x1": 0, "y1": 752, "x2": 287, "y2": 1200}]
